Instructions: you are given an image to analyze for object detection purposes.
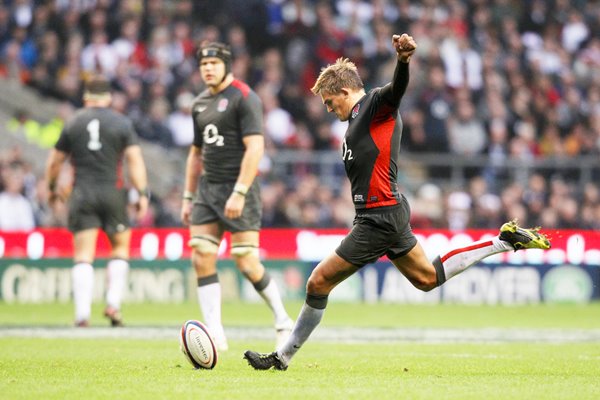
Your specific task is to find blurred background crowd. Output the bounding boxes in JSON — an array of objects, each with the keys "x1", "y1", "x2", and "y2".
[{"x1": 1, "y1": 0, "x2": 599, "y2": 232}]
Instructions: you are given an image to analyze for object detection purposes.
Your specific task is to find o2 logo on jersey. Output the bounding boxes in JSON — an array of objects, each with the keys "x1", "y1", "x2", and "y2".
[
  {"x1": 86, "y1": 119, "x2": 102, "y2": 151},
  {"x1": 203, "y1": 123, "x2": 224, "y2": 146},
  {"x1": 342, "y1": 138, "x2": 353, "y2": 161}
]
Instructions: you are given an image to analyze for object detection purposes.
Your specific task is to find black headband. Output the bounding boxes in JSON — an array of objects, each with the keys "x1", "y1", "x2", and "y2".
[{"x1": 199, "y1": 46, "x2": 231, "y2": 64}]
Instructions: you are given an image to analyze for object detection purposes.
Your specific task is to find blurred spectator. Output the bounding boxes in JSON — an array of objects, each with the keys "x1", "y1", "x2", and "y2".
[
  {"x1": 135, "y1": 97, "x2": 174, "y2": 147},
  {"x1": 415, "y1": 65, "x2": 451, "y2": 153},
  {"x1": 411, "y1": 183, "x2": 444, "y2": 229},
  {"x1": 38, "y1": 102, "x2": 74, "y2": 149},
  {"x1": 0, "y1": 37, "x2": 30, "y2": 83},
  {"x1": 483, "y1": 118, "x2": 510, "y2": 189},
  {"x1": 5, "y1": 109, "x2": 40, "y2": 141},
  {"x1": 447, "y1": 99, "x2": 487, "y2": 156},
  {"x1": 0, "y1": 162, "x2": 35, "y2": 230},
  {"x1": 446, "y1": 190, "x2": 472, "y2": 231},
  {"x1": 257, "y1": 84, "x2": 296, "y2": 148},
  {"x1": 522, "y1": 173, "x2": 547, "y2": 225},
  {"x1": 472, "y1": 193, "x2": 503, "y2": 229},
  {"x1": 440, "y1": 35, "x2": 483, "y2": 92},
  {"x1": 80, "y1": 30, "x2": 119, "y2": 78},
  {"x1": 261, "y1": 179, "x2": 292, "y2": 227},
  {"x1": 167, "y1": 91, "x2": 195, "y2": 147}
]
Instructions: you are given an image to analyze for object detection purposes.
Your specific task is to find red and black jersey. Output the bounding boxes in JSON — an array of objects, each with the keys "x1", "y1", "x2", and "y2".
[
  {"x1": 342, "y1": 61, "x2": 410, "y2": 211},
  {"x1": 191, "y1": 79, "x2": 263, "y2": 183}
]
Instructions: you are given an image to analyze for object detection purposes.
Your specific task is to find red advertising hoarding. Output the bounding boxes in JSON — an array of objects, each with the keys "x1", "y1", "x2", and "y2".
[{"x1": 1, "y1": 228, "x2": 599, "y2": 265}]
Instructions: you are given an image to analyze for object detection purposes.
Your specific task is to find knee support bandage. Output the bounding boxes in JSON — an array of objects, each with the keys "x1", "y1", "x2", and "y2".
[{"x1": 188, "y1": 235, "x2": 220, "y2": 254}]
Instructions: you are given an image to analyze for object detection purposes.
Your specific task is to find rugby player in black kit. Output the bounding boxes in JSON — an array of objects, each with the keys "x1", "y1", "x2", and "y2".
[
  {"x1": 181, "y1": 42, "x2": 293, "y2": 351},
  {"x1": 45, "y1": 75, "x2": 149, "y2": 327},
  {"x1": 244, "y1": 33, "x2": 551, "y2": 370}
]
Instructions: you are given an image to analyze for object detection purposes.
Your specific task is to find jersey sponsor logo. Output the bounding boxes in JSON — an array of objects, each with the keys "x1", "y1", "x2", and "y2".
[
  {"x1": 351, "y1": 103, "x2": 360, "y2": 118},
  {"x1": 354, "y1": 194, "x2": 364, "y2": 203},
  {"x1": 217, "y1": 98, "x2": 228, "y2": 112},
  {"x1": 203, "y1": 123, "x2": 225, "y2": 146},
  {"x1": 195, "y1": 105, "x2": 207, "y2": 113},
  {"x1": 342, "y1": 138, "x2": 354, "y2": 161}
]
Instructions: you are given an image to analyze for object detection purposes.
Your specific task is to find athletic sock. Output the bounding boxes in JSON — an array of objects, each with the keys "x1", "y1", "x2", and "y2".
[
  {"x1": 437, "y1": 236, "x2": 513, "y2": 281},
  {"x1": 278, "y1": 294, "x2": 328, "y2": 363},
  {"x1": 72, "y1": 263, "x2": 94, "y2": 323},
  {"x1": 196, "y1": 274, "x2": 226, "y2": 344},
  {"x1": 105, "y1": 259, "x2": 129, "y2": 310},
  {"x1": 253, "y1": 271, "x2": 291, "y2": 327}
]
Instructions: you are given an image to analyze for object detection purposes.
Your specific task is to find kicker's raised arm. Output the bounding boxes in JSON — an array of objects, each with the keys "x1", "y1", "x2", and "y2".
[{"x1": 381, "y1": 33, "x2": 417, "y2": 108}]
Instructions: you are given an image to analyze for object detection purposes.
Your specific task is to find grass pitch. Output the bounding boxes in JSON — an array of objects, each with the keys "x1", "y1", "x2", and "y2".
[
  {"x1": 2, "y1": 301, "x2": 600, "y2": 328},
  {"x1": 1, "y1": 302, "x2": 600, "y2": 399}
]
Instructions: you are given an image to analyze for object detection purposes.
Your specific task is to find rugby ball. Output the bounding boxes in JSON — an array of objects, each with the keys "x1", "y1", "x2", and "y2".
[{"x1": 179, "y1": 320, "x2": 218, "y2": 369}]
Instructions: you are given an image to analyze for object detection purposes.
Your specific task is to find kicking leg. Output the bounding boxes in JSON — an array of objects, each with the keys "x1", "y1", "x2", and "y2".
[
  {"x1": 393, "y1": 220, "x2": 551, "y2": 291},
  {"x1": 244, "y1": 252, "x2": 357, "y2": 370}
]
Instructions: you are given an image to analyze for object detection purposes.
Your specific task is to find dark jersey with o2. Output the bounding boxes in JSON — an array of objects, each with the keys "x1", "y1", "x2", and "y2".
[
  {"x1": 342, "y1": 61, "x2": 410, "y2": 211},
  {"x1": 55, "y1": 107, "x2": 138, "y2": 188},
  {"x1": 191, "y1": 79, "x2": 263, "y2": 183}
]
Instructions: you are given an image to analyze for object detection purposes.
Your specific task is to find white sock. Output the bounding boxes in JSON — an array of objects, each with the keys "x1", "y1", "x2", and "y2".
[
  {"x1": 72, "y1": 263, "x2": 94, "y2": 322},
  {"x1": 197, "y1": 282, "x2": 226, "y2": 341},
  {"x1": 105, "y1": 259, "x2": 129, "y2": 310},
  {"x1": 258, "y1": 280, "x2": 291, "y2": 328},
  {"x1": 441, "y1": 237, "x2": 512, "y2": 280}
]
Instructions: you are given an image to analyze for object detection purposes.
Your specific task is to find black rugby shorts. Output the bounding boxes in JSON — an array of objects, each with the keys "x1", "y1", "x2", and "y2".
[
  {"x1": 191, "y1": 177, "x2": 261, "y2": 232},
  {"x1": 335, "y1": 195, "x2": 417, "y2": 267},
  {"x1": 68, "y1": 186, "x2": 129, "y2": 235}
]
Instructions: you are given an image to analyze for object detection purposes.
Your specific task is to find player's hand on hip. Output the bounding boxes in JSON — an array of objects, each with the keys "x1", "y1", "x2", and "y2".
[
  {"x1": 224, "y1": 193, "x2": 245, "y2": 219},
  {"x1": 393, "y1": 33, "x2": 417, "y2": 62}
]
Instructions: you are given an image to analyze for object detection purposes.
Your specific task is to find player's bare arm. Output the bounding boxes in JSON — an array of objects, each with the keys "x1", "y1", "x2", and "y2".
[
  {"x1": 224, "y1": 134, "x2": 264, "y2": 220},
  {"x1": 181, "y1": 145, "x2": 204, "y2": 225},
  {"x1": 44, "y1": 148, "x2": 68, "y2": 204},
  {"x1": 124, "y1": 145, "x2": 149, "y2": 220}
]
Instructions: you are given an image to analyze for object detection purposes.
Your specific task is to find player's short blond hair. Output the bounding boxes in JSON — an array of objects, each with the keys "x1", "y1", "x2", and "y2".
[{"x1": 310, "y1": 57, "x2": 364, "y2": 95}]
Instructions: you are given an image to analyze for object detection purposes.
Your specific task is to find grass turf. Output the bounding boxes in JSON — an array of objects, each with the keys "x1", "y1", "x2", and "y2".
[
  {"x1": 0, "y1": 338, "x2": 599, "y2": 400},
  {"x1": 1, "y1": 302, "x2": 599, "y2": 399},
  {"x1": 2, "y1": 301, "x2": 600, "y2": 328}
]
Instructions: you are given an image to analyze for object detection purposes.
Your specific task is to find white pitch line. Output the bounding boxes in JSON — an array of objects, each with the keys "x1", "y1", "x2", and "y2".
[{"x1": 2, "y1": 326, "x2": 600, "y2": 343}]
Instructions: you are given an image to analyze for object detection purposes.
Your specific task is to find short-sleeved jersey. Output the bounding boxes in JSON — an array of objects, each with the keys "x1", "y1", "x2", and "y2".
[
  {"x1": 191, "y1": 79, "x2": 263, "y2": 183},
  {"x1": 55, "y1": 107, "x2": 138, "y2": 188},
  {"x1": 342, "y1": 88, "x2": 403, "y2": 210}
]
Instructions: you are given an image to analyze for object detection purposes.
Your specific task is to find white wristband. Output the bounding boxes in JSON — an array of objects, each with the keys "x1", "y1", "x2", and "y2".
[{"x1": 233, "y1": 183, "x2": 248, "y2": 196}]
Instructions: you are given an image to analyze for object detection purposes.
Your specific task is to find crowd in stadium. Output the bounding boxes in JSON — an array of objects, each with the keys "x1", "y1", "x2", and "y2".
[{"x1": 1, "y1": 0, "x2": 600, "y2": 231}]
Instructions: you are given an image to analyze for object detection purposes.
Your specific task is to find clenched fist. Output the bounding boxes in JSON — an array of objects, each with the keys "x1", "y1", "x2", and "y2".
[{"x1": 392, "y1": 34, "x2": 417, "y2": 63}]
